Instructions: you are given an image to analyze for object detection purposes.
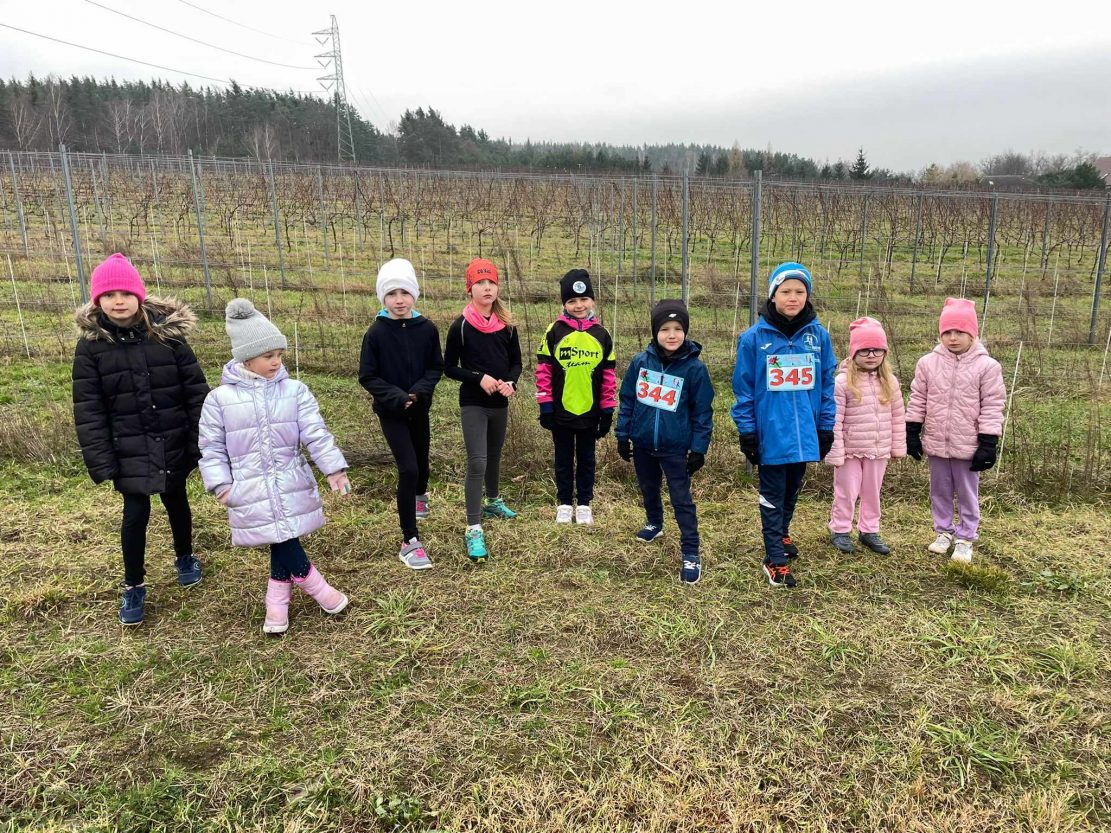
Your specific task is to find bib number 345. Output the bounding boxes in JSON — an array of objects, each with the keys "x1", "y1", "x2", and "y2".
[{"x1": 767, "y1": 354, "x2": 815, "y2": 391}]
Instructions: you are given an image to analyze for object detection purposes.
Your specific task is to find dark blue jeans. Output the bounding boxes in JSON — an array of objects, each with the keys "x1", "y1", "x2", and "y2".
[
  {"x1": 633, "y1": 447, "x2": 699, "y2": 556},
  {"x1": 552, "y1": 427, "x2": 596, "y2": 505},
  {"x1": 270, "y1": 537, "x2": 311, "y2": 581},
  {"x1": 758, "y1": 462, "x2": 807, "y2": 566}
]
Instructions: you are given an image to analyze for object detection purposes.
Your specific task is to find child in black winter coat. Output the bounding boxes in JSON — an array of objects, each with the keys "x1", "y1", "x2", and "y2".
[
  {"x1": 358, "y1": 258, "x2": 444, "y2": 570},
  {"x1": 72, "y1": 253, "x2": 209, "y2": 625}
]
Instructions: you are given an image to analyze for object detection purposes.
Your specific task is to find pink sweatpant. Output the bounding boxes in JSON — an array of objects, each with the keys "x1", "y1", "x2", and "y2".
[{"x1": 828, "y1": 457, "x2": 888, "y2": 534}]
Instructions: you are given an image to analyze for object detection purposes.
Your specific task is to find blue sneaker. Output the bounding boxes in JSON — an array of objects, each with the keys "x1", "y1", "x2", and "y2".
[
  {"x1": 680, "y1": 555, "x2": 702, "y2": 585},
  {"x1": 482, "y1": 497, "x2": 517, "y2": 520},
  {"x1": 636, "y1": 523, "x2": 664, "y2": 543},
  {"x1": 119, "y1": 584, "x2": 146, "y2": 625},
  {"x1": 465, "y1": 527, "x2": 488, "y2": 563},
  {"x1": 175, "y1": 554, "x2": 202, "y2": 587}
]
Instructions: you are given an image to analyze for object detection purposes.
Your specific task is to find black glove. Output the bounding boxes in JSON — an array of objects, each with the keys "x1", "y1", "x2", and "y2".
[
  {"x1": 538, "y1": 410, "x2": 556, "y2": 431},
  {"x1": 906, "y1": 422, "x2": 923, "y2": 461},
  {"x1": 818, "y1": 430, "x2": 834, "y2": 461},
  {"x1": 686, "y1": 451, "x2": 705, "y2": 475},
  {"x1": 738, "y1": 433, "x2": 760, "y2": 466},
  {"x1": 595, "y1": 411, "x2": 613, "y2": 439},
  {"x1": 617, "y1": 439, "x2": 633, "y2": 462},
  {"x1": 969, "y1": 434, "x2": 999, "y2": 472}
]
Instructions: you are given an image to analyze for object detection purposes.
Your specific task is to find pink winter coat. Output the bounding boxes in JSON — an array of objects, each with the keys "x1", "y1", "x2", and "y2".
[
  {"x1": 906, "y1": 341, "x2": 1006, "y2": 460},
  {"x1": 825, "y1": 363, "x2": 907, "y2": 467},
  {"x1": 198, "y1": 360, "x2": 348, "y2": 547}
]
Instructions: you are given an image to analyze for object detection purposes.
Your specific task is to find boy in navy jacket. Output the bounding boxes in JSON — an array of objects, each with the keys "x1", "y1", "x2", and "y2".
[
  {"x1": 731, "y1": 262, "x2": 836, "y2": 588},
  {"x1": 616, "y1": 300, "x2": 714, "y2": 584}
]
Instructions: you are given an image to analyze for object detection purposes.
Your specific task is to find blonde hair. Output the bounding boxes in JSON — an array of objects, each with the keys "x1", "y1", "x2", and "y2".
[
  {"x1": 485, "y1": 297, "x2": 514, "y2": 328},
  {"x1": 845, "y1": 353, "x2": 897, "y2": 404}
]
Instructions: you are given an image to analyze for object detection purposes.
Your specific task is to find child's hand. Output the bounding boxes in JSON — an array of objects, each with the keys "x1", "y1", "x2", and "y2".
[
  {"x1": 404, "y1": 393, "x2": 417, "y2": 409},
  {"x1": 328, "y1": 471, "x2": 352, "y2": 495},
  {"x1": 216, "y1": 486, "x2": 232, "y2": 506},
  {"x1": 480, "y1": 374, "x2": 500, "y2": 394},
  {"x1": 496, "y1": 380, "x2": 516, "y2": 397}
]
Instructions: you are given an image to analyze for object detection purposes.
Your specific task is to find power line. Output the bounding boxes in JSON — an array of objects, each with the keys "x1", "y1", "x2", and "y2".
[
  {"x1": 177, "y1": 0, "x2": 312, "y2": 46},
  {"x1": 0, "y1": 22, "x2": 230, "y2": 84},
  {"x1": 85, "y1": 0, "x2": 315, "y2": 70}
]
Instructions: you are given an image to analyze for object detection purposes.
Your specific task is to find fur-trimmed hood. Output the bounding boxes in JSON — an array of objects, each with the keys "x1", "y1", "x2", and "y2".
[{"x1": 74, "y1": 296, "x2": 198, "y2": 343}]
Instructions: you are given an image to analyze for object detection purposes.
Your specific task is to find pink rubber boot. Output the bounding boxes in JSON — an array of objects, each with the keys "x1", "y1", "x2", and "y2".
[
  {"x1": 263, "y1": 579, "x2": 292, "y2": 634},
  {"x1": 293, "y1": 565, "x2": 349, "y2": 615}
]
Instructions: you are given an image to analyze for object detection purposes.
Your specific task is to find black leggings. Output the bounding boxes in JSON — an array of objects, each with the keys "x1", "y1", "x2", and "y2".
[
  {"x1": 378, "y1": 409, "x2": 431, "y2": 542},
  {"x1": 551, "y1": 427, "x2": 597, "y2": 506},
  {"x1": 270, "y1": 537, "x2": 311, "y2": 581},
  {"x1": 121, "y1": 483, "x2": 194, "y2": 586}
]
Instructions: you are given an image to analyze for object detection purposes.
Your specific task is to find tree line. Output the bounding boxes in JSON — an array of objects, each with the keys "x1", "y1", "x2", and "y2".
[{"x1": 0, "y1": 75, "x2": 1104, "y2": 190}]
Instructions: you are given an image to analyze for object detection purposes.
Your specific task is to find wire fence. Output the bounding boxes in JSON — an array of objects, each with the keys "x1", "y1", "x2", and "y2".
[{"x1": 2, "y1": 148, "x2": 1110, "y2": 495}]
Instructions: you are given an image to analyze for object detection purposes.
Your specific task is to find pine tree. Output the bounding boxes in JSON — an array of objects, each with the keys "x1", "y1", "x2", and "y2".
[{"x1": 849, "y1": 148, "x2": 872, "y2": 180}]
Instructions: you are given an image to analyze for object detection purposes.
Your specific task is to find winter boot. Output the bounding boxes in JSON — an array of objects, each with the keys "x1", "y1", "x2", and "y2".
[
  {"x1": 293, "y1": 565, "x2": 349, "y2": 614},
  {"x1": 263, "y1": 578, "x2": 292, "y2": 634}
]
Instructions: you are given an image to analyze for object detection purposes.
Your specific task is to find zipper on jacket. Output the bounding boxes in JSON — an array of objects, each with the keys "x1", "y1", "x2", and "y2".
[{"x1": 788, "y1": 339, "x2": 803, "y2": 456}]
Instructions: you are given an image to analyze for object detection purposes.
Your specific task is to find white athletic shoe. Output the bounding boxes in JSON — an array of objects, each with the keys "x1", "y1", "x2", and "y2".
[
  {"x1": 575, "y1": 505, "x2": 594, "y2": 525},
  {"x1": 927, "y1": 532, "x2": 953, "y2": 555},
  {"x1": 951, "y1": 539, "x2": 973, "y2": 564},
  {"x1": 555, "y1": 504, "x2": 574, "y2": 524}
]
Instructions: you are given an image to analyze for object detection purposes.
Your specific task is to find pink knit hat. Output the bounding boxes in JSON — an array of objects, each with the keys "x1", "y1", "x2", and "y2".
[
  {"x1": 938, "y1": 297, "x2": 978, "y2": 339},
  {"x1": 848, "y1": 316, "x2": 888, "y2": 356},
  {"x1": 91, "y1": 253, "x2": 146, "y2": 306}
]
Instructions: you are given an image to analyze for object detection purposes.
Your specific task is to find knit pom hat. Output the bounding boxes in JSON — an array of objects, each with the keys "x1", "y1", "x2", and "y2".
[
  {"x1": 465, "y1": 258, "x2": 499, "y2": 292},
  {"x1": 768, "y1": 261, "x2": 813, "y2": 299},
  {"x1": 560, "y1": 269, "x2": 594, "y2": 303},
  {"x1": 91, "y1": 253, "x2": 146, "y2": 305},
  {"x1": 226, "y1": 298, "x2": 287, "y2": 363},
  {"x1": 938, "y1": 297, "x2": 979, "y2": 339},
  {"x1": 376, "y1": 258, "x2": 420, "y2": 304},
  {"x1": 651, "y1": 299, "x2": 690, "y2": 338},
  {"x1": 848, "y1": 316, "x2": 888, "y2": 357}
]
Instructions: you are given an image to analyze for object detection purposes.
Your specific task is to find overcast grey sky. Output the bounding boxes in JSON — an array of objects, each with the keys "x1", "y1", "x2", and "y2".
[{"x1": 2, "y1": 0, "x2": 1109, "y2": 171}]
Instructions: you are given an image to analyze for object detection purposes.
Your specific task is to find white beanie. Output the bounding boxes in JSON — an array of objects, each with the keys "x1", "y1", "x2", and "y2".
[
  {"x1": 376, "y1": 258, "x2": 420, "y2": 304},
  {"x1": 225, "y1": 298, "x2": 287, "y2": 362}
]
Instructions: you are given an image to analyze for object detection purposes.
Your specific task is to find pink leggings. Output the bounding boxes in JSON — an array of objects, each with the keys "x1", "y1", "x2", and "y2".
[{"x1": 828, "y1": 457, "x2": 888, "y2": 534}]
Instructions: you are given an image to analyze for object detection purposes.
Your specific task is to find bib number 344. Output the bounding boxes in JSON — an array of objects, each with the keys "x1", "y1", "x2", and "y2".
[{"x1": 636, "y1": 369, "x2": 684, "y2": 412}]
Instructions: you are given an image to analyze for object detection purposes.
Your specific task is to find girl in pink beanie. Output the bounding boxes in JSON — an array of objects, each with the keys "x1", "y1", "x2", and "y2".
[
  {"x1": 905, "y1": 298, "x2": 1006, "y2": 564},
  {"x1": 825, "y1": 317, "x2": 906, "y2": 555}
]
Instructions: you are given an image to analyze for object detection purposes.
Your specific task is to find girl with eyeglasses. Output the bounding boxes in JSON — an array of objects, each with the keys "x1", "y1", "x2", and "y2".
[{"x1": 824, "y1": 317, "x2": 906, "y2": 555}]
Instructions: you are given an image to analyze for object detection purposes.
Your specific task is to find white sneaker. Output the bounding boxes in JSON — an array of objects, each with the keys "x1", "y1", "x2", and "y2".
[
  {"x1": 951, "y1": 539, "x2": 973, "y2": 564},
  {"x1": 575, "y1": 505, "x2": 594, "y2": 525},
  {"x1": 927, "y1": 532, "x2": 953, "y2": 554},
  {"x1": 555, "y1": 504, "x2": 574, "y2": 524}
]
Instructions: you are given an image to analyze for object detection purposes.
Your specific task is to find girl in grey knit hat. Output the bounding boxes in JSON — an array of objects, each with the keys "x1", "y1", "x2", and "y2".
[{"x1": 198, "y1": 298, "x2": 353, "y2": 635}]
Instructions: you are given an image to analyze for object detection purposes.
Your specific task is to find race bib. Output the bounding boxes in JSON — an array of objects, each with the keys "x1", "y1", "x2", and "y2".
[
  {"x1": 636, "y1": 368, "x2": 684, "y2": 412},
  {"x1": 766, "y1": 353, "x2": 815, "y2": 392}
]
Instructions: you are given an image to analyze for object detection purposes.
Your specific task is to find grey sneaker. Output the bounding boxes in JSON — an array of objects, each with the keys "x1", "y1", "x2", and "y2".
[
  {"x1": 858, "y1": 533, "x2": 891, "y2": 555},
  {"x1": 951, "y1": 539, "x2": 973, "y2": 564},
  {"x1": 927, "y1": 532, "x2": 953, "y2": 554},
  {"x1": 415, "y1": 494, "x2": 430, "y2": 520},
  {"x1": 398, "y1": 538, "x2": 433, "y2": 570},
  {"x1": 830, "y1": 533, "x2": 856, "y2": 553}
]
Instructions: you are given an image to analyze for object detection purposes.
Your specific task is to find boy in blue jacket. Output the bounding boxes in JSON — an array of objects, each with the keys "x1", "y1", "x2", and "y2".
[
  {"x1": 731, "y1": 262, "x2": 836, "y2": 588},
  {"x1": 617, "y1": 300, "x2": 714, "y2": 584}
]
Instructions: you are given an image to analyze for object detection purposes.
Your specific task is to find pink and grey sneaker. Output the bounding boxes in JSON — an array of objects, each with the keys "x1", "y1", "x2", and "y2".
[
  {"x1": 415, "y1": 494, "x2": 430, "y2": 520},
  {"x1": 399, "y1": 538, "x2": 433, "y2": 571},
  {"x1": 263, "y1": 578, "x2": 292, "y2": 634},
  {"x1": 293, "y1": 565, "x2": 349, "y2": 614}
]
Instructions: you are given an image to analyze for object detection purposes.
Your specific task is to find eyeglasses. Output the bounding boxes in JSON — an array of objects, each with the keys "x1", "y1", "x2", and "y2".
[{"x1": 857, "y1": 348, "x2": 887, "y2": 357}]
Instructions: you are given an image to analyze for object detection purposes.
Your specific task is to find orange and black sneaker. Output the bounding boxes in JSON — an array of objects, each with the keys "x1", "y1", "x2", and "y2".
[
  {"x1": 781, "y1": 536, "x2": 799, "y2": 560},
  {"x1": 763, "y1": 562, "x2": 797, "y2": 588}
]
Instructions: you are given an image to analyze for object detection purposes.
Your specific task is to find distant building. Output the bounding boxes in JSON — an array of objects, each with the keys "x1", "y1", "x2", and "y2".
[{"x1": 1094, "y1": 157, "x2": 1111, "y2": 184}]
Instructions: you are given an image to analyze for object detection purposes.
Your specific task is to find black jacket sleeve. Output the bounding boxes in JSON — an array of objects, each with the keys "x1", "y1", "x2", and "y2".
[
  {"x1": 443, "y1": 317, "x2": 483, "y2": 385},
  {"x1": 506, "y1": 326, "x2": 522, "y2": 386},
  {"x1": 72, "y1": 341, "x2": 117, "y2": 484},
  {"x1": 409, "y1": 323, "x2": 444, "y2": 400},
  {"x1": 358, "y1": 326, "x2": 409, "y2": 411},
  {"x1": 174, "y1": 338, "x2": 210, "y2": 460}
]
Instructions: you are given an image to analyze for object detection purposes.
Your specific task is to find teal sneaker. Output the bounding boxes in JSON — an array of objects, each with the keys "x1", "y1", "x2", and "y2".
[
  {"x1": 465, "y1": 527, "x2": 488, "y2": 563},
  {"x1": 482, "y1": 497, "x2": 517, "y2": 520}
]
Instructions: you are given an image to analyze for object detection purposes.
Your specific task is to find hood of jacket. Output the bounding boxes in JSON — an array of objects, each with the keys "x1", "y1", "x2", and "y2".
[
  {"x1": 557, "y1": 311, "x2": 598, "y2": 331},
  {"x1": 220, "y1": 358, "x2": 291, "y2": 387},
  {"x1": 929, "y1": 339, "x2": 990, "y2": 364},
  {"x1": 75, "y1": 296, "x2": 197, "y2": 342},
  {"x1": 646, "y1": 338, "x2": 703, "y2": 364},
  {"x1": 376, "y1": 308, "x2": 424, "y2": 320},
  {"x1": 760, "y1": 298, "x2": 816, "y2": 338}
]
